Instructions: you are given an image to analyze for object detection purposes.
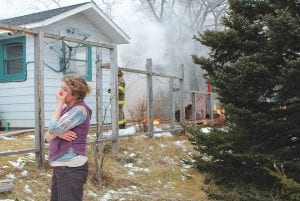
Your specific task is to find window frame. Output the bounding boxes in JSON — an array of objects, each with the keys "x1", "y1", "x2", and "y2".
[
  {"x1": 0, "y1": 36, "x2": 26, "y2": 82},
  {"x1": 62, "y1": 42, "x2": 92, "y2": 81}
]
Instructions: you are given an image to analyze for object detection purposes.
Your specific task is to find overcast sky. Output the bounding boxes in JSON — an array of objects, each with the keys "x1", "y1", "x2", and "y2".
[{"x1": 0, "y1": 0, "x2": 87, "y2": 18}]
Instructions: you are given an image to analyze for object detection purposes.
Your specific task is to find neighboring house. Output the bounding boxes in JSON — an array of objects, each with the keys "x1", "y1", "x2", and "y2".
[{"x1": 0, "y1": 2, "x2": 130, "y2": 128}]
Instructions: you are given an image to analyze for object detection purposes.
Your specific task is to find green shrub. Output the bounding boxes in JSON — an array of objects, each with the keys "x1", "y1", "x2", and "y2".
[{"x1": 265, "y1": 165, "x2": 300, "y2": 201}]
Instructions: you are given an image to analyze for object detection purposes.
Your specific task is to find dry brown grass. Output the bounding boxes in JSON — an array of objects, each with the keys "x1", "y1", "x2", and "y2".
[{"x1": 0, "y1": 131, "x2": 213, "y2": 200}]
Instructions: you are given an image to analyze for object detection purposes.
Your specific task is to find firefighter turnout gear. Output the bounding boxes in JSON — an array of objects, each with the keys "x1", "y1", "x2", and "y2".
[
  {"x1": 118, "y1": 72, "x2": 126, "y2": 128},
  {"x1": 107, "y1": 71, "x2": 126, "y2": 128}
]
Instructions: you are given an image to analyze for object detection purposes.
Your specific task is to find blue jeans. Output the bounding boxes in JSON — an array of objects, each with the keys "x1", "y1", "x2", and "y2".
[{"x1": 51, "y1": 162, "x2": 88, "y2": 201}]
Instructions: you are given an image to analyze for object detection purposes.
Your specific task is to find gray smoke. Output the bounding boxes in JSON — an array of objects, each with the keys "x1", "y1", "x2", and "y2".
[{"x1": 112, "y1": 1, "x2": 209, "y2": 115}]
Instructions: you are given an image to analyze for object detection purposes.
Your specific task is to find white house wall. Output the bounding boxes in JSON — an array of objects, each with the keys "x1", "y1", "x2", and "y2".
[
  {"x1": 0, "y1": 13, "x2": 113, "y2": 128},
  {"x1": 44, "y1": 13, "x2": 112, "y2": 44},
  {"x1": 43, "y1": 13, "x2": 112, "y2": 127},
  {"x1": 0, "y1": 35, "x2": 35, "y2": 128}
]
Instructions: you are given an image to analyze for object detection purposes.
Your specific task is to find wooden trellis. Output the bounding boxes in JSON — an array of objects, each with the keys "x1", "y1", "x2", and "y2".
[
  {"x1": 0, "y1": 24, "x2": 115, "y2": 168},
  {"x1": 0, "y1": 23, "x2": 218, "y2": 169}
]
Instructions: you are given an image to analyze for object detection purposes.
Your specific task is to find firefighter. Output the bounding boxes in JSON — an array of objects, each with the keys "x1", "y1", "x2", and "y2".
[
  {"x1": 108, "y1": 70, "x2": 126, "y2": 128},
  {"x1": 118, "y1": 70, "x2": 126, "y2": 129}
]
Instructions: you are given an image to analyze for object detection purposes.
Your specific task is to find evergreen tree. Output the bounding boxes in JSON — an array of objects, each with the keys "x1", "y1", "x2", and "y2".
[{"x1": 191, "y1": 0, "x2": 300, "y2": 182}]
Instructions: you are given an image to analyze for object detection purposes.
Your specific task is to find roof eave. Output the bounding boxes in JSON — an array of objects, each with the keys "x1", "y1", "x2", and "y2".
[
  {"x1": 23, "y1": 2, "x2": 130, "y2": 44},
  {"x1": 89, "y1": 3, "x2": 130, "y2": 44}
]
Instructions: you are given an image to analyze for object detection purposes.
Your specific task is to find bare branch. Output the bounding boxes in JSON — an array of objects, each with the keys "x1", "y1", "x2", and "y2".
[
  {"x1": 51, "y1": 0, "x2": 61, "y2": 7},
  {"x1": 145, "y1": 0, "x2": 162, "y2": 22},
  {"x1": 159, "y1": 0, "x2": 166, "y2": 20}
]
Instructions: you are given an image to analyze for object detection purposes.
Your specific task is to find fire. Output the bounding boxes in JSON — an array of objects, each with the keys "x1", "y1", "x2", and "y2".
[
  {"x1": 153, "y1": 118, "x2": 160, "y2": 125},
  {"x1": 142, "y1": 117, "x2": 160, "y2": 125}
]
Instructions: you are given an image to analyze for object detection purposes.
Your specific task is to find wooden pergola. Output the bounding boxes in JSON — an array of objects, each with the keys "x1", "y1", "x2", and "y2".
[{"x1": 0, "y1": 23, "x2": 203, "y2": 170}]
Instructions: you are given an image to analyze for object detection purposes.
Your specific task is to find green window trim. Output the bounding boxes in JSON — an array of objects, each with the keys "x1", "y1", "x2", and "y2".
[
  {"x1": 62, "y1": 42, "x2": 92, "y2": 82},
  {"x1": 0, "y1": 36, "x2": 26, "y2": 82}
]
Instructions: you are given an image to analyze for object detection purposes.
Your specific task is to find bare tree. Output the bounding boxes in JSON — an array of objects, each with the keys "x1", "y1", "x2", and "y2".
[
  {"x1": 139, "y1": 0, "x2": 228, "y2": 32},
  {"x1": 101, "y1": 0, "x2": 122, "y2": 16},
  {"x1": 51, "y1": 0, "x2": 61, "y2": 7},
  {"x1": 143, "y1": 0, "x2": 168, "y2": 22},
  {"x1": 128, "y1": 97, "x2": 147, "y2": 124}
]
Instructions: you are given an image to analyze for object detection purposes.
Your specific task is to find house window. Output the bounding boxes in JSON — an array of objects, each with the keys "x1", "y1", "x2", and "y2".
[
  {"x1": 0, "y1": 36, "x2": 26, "y2": 82},
  {"x1": 62, "y1": 42, "x2": 92, "y2": 81}
]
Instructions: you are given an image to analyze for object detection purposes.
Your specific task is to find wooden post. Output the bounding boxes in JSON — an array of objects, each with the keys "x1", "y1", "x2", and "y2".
[
  {"x1": 96, "y1": 48, "x2": 103, "y2": 143},
  {"x1": 146, "y1": 58, "x2": 154, "y2": 137},
  {"x1": 192, "y1": 92, "x2": 196, "y2": 127},
  {"x1": 170, "y1": 78, "x2": 175, "y2": 129},
  {"x1": 179, "y1": 64, "x2": 185, "y2": 124},
  {"x1": 211, "y1": 92, "x2": 214, "y2": 126},
  {"x1": 0, "y1": 180, "x2": 14, "y2": 193},
  {"x1": 94, "y1": 47, "x2": 104, "y2": 183},
  {"x1": 110, "y1": 46, "x2": 119, "y2": 154},
  {"x1": 34, "y1": 31, "x2": 45, "y2": 168}
]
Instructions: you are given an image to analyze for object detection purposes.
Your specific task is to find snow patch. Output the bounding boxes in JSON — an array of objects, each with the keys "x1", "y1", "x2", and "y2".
[
  {"x1": 201, "y1": 127, "x2": 212, "y2": 133},
  {"x1": 21, "y1": 170, "x2": 28, "y2": 177},
  {"x1": 101, "y1": 190, "x2": 116, "y2": 201},
  {"x1": 124, "y1": 163, "x2": 150, "y2": 173},
  {"x1": 173, "y1": 140, "x2": 185, "y2": 148},
  {"x1": 0, "y1": 136, "x2": 16, "y2": 140},
  {"x1": 87, "y1": 190, "x2": 98, "y2": 197},
  {"x1": 9, "y1": 158, "x2": 25, "y2": 170},
  {"x1": 6, "y1": 173, "x2": 16, "y2": 180},
  {"x1": 154, "y1": 127, "x2": 172, "y2": 137},
  {"x1": 24, "y1": 185, "x2": 32, "y2": 194},
  {"x1": 25, "y1": 135, "x2": 35, "y2": 140}
]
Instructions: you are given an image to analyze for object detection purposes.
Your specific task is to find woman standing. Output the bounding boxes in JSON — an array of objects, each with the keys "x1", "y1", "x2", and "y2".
[{"x1": 45, "y1": 74, "x2": 92, "y2": 201}]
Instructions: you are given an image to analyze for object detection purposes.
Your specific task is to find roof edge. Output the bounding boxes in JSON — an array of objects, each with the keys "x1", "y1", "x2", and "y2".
[{"x1": 23, "y1": 2, "x2": 130, "y2": 44}]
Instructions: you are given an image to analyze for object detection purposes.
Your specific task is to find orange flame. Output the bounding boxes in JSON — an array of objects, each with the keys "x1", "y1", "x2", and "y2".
[
  {"x1": 142, "y1": 117, "x2": 160, "y2": 125},
  {"x1": 153, "y1": 118, "x2": 160, "y2": 125}
]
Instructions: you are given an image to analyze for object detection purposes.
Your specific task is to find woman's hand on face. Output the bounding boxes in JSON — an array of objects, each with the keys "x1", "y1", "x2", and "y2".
[
  {"x1": 58, "y1": 130, "x2": 77, "y2": 141},
  {"x1": 56, "y1": 90, "x2": 67, "y2": 106}
]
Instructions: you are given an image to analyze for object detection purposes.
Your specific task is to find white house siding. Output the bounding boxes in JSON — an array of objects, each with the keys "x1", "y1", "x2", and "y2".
[
  {"x1": 0, "y1": 35, "x2": 35, "y2": 128},
  {"x1": 101, "y1": 48, "x2": 112, "y2": 124},
  {"x1": 43, "y1": 13, "x2": 113, "y2": 127},
  {"x1": 0, "y1": 14, "x2": 115, "y2": 128}
]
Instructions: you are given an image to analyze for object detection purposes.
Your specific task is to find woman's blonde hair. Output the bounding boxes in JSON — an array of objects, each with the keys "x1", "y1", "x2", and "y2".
[{"x1": 62, "y1": 74, "x2": 91, "y2": 100}]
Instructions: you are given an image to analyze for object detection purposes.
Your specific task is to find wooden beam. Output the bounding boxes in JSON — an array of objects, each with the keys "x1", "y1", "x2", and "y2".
[
  {"x1": 34, "y1": 31, "x2": 45, "y2": 168},
  {"x1": 0, "y1": 180, "x2": 14, "y2": 193},
  {"x1": 0, "y1": 129, "x2": 34, "y2": 137},
  {"x1": 170, "y1": 78, "x2": 175, "y2": 129},
  {"x1": 101, "y1": 64, "x2": 183, "y2": 79},
  {"x1": 192, "y1": 92, "x2": 196, "y2": 126},
  {"x1": 118, "y1": 67, "x2": 149, "y2": 75},
  {"x1": 211, "y1": 91, "x2": 214, "y2": 126},
  {"x1": 0, "y1": 23, "x2": 37, "y2": 35},
  {"x1": 110, "y1": 46, "x2": 119, "y2": 154},
  {"x1": 0, "y1": 148, "x2": 39, "y2": 156},
  {"x1": 179, "y1": 64, "x2": 185, "y2": 124},
  {"x1": 96, "y1": 47, "x2": 103, "y2": 141},
  {"x1": 185, "y1": 89, "x2": 217, "y2": 95},
  {"x1": 44, "y1": 33, "x2": 114, "y2": 49},
  {"x1": 152, "y1": 72, "x2": 182, "y2": 80},
  {"x1": 0, "y1": 23, "x2": 113, "y2": 49},
  {"x1": 146, "y1": 58, "x2": 154, "y2": 137},
  {"x1": 91, "y1": 128, "x2": 183, "y2": 143}
]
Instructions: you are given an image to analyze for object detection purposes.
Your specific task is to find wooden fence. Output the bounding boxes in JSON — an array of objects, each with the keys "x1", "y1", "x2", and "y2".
[{"x1": 0, "y1": 24, "x2": 219, "y2": 168}]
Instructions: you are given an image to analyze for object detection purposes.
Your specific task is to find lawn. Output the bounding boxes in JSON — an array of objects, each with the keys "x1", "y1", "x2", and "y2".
[{"x1": 0, "y1": 128, "x2": 212, "y2": 200}]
